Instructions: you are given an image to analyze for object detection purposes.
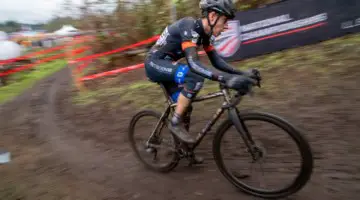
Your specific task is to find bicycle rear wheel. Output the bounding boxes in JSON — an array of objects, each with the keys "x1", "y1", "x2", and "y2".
[
  {"x1": 213, "y1": 111, "x2": 313, "y2": 199},
  {"x1": 128, "y1": 110, "x2": 179, "y2": 172}
]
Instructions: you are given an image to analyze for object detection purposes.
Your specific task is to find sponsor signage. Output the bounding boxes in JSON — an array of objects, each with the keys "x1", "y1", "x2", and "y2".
[{"x1": 214, "y1": 0, "x2": 360, "y2": 61}]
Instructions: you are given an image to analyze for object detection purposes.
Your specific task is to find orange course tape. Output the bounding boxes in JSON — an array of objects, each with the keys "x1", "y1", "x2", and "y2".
[
  {"x1": 0, "y1": 46, "x2": 91, "y2": 77},
  {"x1": 73, "y1": 35, "x2": 160, "y2": 62},
  {"x1": 0, "y1": 45, "x2": 66, "y2": 65},
  {"x1": 0, "y1": 35, "x2": 92, "y2": 65},
  {"x1": 79, "y1": 51, "x2": 206, "y2": 81}
]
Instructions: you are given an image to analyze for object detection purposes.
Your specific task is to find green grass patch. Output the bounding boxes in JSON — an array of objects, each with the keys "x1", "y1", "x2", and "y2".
[
  {"x1": 73, "y1": 33, "x2": 360, "y2": 109},
  {"x1": 0, "y1": 59, "x2": 67, "y2": 104},
  {"x1": 0, "y1": 183, "x2": 25, "y2": 200},
  {"x1": 99, "y1": 57, "x2": 111, "y2": 65}
]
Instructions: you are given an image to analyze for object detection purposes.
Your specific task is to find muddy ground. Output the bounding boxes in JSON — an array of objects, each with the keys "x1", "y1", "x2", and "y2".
[{"x1": 1, "y1": 37, "x2": 360, "y2": 200}]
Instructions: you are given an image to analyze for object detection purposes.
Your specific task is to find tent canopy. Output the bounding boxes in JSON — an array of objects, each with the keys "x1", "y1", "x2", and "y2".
[
  {"x1": 53, "y1": 25, "x2": 79, "y2": 36},
  {"x1": 0, "y1": 41, "x2": 23, "y2": 61},
  {"x1": 0, "y1": 31, "x2": 8, "y2": 41}
]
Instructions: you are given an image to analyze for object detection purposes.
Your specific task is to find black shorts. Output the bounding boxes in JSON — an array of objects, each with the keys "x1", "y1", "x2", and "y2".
[{"x1": 145, "y1": 55, "x2": 205, "y2": 102}]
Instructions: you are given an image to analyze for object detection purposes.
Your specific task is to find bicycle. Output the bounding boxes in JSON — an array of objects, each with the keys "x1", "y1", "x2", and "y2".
[{"x1": 128, "y1": 76, "x2": 314, "y2": 199}]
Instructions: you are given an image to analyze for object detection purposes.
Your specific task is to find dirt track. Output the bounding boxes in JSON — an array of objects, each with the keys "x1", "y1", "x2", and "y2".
[{"x1": 1, "y1": 62, "x2": 360, "y2": 200}]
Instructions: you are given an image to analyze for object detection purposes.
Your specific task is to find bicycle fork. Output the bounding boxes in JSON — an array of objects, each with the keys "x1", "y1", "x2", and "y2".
[{"x1": 228, "y1": 107, "x2": 259, "y2": 161}]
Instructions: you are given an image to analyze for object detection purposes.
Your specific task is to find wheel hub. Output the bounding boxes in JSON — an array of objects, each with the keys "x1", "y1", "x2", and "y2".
[{"x1": 251, "y1": 143, "x2": 266, "y2": 162}]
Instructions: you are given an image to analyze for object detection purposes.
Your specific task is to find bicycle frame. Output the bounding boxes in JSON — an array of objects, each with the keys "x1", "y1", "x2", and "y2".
[{"x1": 148, "y1": 83, "x2": 257, "y2": 157}]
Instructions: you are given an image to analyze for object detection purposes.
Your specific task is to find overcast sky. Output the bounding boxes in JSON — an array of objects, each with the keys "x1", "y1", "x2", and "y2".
[{"x1": 0, "y1": 0, "x2": 84, "y2": 24}]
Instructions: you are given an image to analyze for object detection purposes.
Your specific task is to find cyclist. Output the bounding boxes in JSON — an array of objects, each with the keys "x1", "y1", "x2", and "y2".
[{"x1": 144, "y1": 0, "x2": 260, "y2": 163}]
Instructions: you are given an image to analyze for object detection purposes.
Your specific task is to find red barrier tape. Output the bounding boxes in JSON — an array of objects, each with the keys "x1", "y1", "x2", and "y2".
[
  {"x1": 71, "y1": 46, "x2": 91, "y2": 55},
  {"x1": 79, "y1": 50, "x2": 207, "y2": 81},
  {"x1": 76, "y1": 60, "x2": 93, "y2": 73},
  {"x1": 74, "y1": 35, "x2": 160, "y2": 62},
  {"x1": 0, "y1": 45, "x2": 67, "y2": 65},
  {"x1": 0, "y1": 35, "x2": 92, "y2": 65},
  {"x1": 80, "y1": 63, "x2": 145, "y2": 81},
  {"x1": 0, "y1": 53, "x2": 66, "y2": 77},
  {"x1": 0, "y1": 46, "x2": 90, "y2": 77}
]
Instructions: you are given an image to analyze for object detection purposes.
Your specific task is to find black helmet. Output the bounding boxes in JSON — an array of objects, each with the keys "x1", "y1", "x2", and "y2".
[{"x1": 199, "y1": 0, "x2": 237, "y2": 19}]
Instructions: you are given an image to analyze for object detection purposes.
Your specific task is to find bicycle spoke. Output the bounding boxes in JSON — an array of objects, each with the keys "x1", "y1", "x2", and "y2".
[
  {"x1": 257, "y1": 160, "x2": 267, "y2": 189},
  {"x1": 152, "y1": 150, "x2": 158, "y2": 161}
]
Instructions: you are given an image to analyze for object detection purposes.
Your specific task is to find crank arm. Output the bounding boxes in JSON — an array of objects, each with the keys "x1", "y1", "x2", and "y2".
[{"x1": 147, "y1": 143, "x2": 177, "y2": 152}]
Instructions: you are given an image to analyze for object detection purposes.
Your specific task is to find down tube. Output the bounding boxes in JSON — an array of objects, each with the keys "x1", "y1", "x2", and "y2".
[{"x1": 193, "y1": 106, "x2": 226, "y2": 148}]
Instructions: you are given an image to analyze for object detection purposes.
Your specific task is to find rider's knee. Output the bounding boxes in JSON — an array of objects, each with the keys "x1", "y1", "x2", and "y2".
[
  {"x1": 181, "y1": 88, "x2": 197, "y2": 99},
  {"x1": 193, "y1": 75, "x2": 205, "y2": 90},
  {"x1": 193, "y1": 79, "x2": 204, "y2": 93},
  {"x1": 182, "y1": 76, "x2": 204, "y2": 99}
]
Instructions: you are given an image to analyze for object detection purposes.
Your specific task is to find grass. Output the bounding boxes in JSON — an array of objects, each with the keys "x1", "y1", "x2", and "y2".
[
  {"x1": 73, "y1": 33, "x2": 360, "y2": 110},
  {"x1": 0, "y1": 59, "x2": 67, "y2": 104},
  {"x1": 0, "y1": 182, "x2": 25, "y2": 200}
]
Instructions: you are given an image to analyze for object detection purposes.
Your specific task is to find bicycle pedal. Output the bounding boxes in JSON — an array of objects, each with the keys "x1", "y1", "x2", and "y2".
[
  {"x1": 145, "y1": 147, "x2": 156, "y2": 153},
  {"x1": 187, "y1": 158, "x2": 196, "y2": 167},
  {"x1": 188, "y1": 161, "x2": 194, "y2": 167},
  {"x1": 187, "y1": 159, "x2": 204, "y2": 166},
  {"x1": 187, "y1": 154, "x2": 204, "y2": 166},
  {"x1": 232, "y1": 171, "x2": 250, "y2": 179}
]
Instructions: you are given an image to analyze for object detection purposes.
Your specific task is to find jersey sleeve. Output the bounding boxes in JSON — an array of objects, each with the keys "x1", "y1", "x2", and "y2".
[
  {"x1": 179, "y1": 18, "x2": 200, "y2": 50},
  {"x1": 178, "y1": 18, "x2": 225, "y2": 82},
  {"x1": 204, "y1": 45, "x2": 245, "y2": 75}
]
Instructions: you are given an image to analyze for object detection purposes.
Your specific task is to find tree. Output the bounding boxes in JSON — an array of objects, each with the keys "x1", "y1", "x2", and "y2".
[{"x1": 0, "y1": 21, "x2": 21, "y2": 32}]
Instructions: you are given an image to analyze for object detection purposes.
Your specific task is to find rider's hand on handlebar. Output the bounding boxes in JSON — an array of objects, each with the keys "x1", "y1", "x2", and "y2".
[
  {"x1": 241, "y1": 68, "x2": 262, "y2": 87},
  {"x1": 220, "y1": 74, "x2": 257, "y2": 95}
]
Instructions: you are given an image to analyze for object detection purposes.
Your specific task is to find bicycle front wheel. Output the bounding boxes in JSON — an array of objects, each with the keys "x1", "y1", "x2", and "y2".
[{"x1": 213, "y1": 111, "x2": 313, "y2": 199}]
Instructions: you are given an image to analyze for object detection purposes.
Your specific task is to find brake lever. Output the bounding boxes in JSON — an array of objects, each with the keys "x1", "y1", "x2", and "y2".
[
  {"x1": 248, "y1": 80, "x2": 262, "y2": 97},
  {"x1": 248, "y1": 79, "x2": 261, "y2": 97},
  {"x1": 252, "y1": 70, "x2": 262, "y2": 88},
  {"x1": 248, "y1": 88, "x2": 255, "y2": 97},
  {"x1": 257, "y1": 80, "x2": 261, "y2": 88},
  {"x1": 219, "y1": 82, "x2": 227, "y2": 90}
]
